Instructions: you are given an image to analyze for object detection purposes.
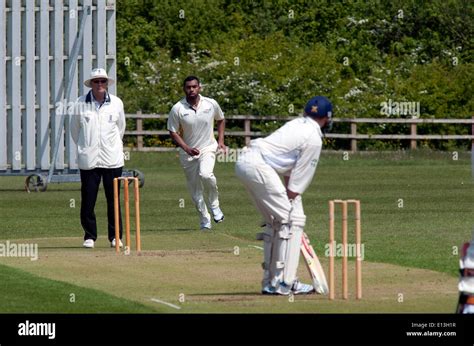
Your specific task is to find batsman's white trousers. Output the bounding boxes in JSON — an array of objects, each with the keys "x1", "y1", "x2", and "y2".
[
  {"x1": 235, "y1": 147, "x2": 291, "y2": 225},
  {"x1": 179, "y1": 143, "x2": 220, "y2": 219},
  {"x1": 236, "y1": 147, "x2": 305, "y2": 289}
]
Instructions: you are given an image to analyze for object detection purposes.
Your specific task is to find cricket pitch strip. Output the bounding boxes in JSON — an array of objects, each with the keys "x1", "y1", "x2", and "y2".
[{"x1": 0, "y1": 233, "x2": 458, "y2": 313}]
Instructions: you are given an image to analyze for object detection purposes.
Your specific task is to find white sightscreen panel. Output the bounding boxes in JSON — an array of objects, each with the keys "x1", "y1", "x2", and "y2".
[
  {"x1": 80, "y1": 0, "x2": 93, "y2": 96},
  {"x1": 22, "y1": 0, "x2": 36, "y2": 170},
  {"x1": 51, "y1": 0, "x2": 64, "y2": 169},
  {"x1": 36, "y1": 0, "x2": 50, "y2": 170},
  {"x1": 65, "y1": 0, "x2": 78, "y2": 169},
  {"x1": 8, "y1": 0, "x2": 21, "y2": 170},
  {"x1": 95, "y1": 0, "x2": 106, "y2": 69},
  {"x1": 1, "y1": 0, "x2": 115, "y2": 172},
  {"x1": 106, "y1": 0, "x2": 116, "y2": 95}
]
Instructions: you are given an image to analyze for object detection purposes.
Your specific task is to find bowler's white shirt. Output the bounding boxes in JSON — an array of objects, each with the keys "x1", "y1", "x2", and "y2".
[
  {"x1": 167, "y1": 96, "x2": 224, "y2": 150},
  {"x1": 251, "y1": 117, "x2": 323, "y2": 194}
]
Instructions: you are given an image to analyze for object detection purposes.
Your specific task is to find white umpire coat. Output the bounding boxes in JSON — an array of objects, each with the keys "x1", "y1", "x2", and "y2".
[{"x1": 71, "y1": 91, "x2": 126, "y2": 170}]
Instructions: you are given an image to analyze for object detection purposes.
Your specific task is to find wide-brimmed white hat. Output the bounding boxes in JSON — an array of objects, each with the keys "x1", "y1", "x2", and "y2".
[{"x1": 84, "y1": 68, "x2": 115, "y2": 87}]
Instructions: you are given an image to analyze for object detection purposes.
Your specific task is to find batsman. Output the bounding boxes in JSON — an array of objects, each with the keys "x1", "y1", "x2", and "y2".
[{"x1": 235, "y1": 96, "x2": 333, "y2": 295}]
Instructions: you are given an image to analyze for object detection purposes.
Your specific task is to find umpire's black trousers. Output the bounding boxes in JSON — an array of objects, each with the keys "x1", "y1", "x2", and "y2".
[{"x1": 80, "y1": 167, "x2": 123, "y2": 242}]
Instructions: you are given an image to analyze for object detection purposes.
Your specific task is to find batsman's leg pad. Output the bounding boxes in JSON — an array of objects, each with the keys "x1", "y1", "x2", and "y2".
[
  {"x1": 283, "y1": 225, "x2": 304, "y2": 286},
  {"x1": 256, "y1": 224, "x2": 274, "y2": 288},
  {"x1": 270, "y1": 223, "x2": 290, "y2": 287}
]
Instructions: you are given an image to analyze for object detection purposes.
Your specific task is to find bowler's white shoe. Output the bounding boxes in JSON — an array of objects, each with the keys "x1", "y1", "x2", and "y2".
[
  {"x1": 111, "y1": 238, "x2": 123, "y2": 248},
  {"x1": 200, "y1": 216, "x2": 212, "y2": 230},
  {"x1": 83, "y1": 239, "x2": 95, "y2": 248},
  {"x1": 211, "y1": 207, "x2": 224, "y2": 223}
]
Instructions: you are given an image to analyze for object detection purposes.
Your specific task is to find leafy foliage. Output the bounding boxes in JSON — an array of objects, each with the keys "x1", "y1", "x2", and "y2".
[{"x1": 116, "y1": 0, "x2": 474, "y2": 150}]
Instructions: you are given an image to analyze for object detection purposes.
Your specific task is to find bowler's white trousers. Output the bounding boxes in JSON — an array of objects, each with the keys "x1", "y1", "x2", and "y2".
[{"x1": 179, "y1": 143, "x2": 220, "y2": 220}]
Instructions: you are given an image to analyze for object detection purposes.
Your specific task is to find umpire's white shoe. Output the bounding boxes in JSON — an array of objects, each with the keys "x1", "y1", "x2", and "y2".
[
  {"x1": 291, "y1": 280, "x2": 315, "y2": 295},
  {"x1": 83, "y1": 239, "x2": 95, "y2": 248},
  {"x1": 211, "y1": 207, "x2": 224, "y2": 223},
  {"x1": 111, "y1": 239, "x2": 123, "y2": 248}
]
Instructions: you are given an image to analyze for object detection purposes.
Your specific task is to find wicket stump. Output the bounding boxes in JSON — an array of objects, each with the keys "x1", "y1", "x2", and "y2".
[
  {"x1": 113, "y1": 177, "x2": 141, "y2": 254},
  {"x1": 328, "y1": 199, "x2": 362, "y2": 300}
]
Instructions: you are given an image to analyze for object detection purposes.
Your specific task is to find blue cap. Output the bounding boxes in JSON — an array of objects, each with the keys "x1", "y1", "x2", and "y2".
[{"x1": 304, "y1": 96, "x2": 333, "y2": 118}]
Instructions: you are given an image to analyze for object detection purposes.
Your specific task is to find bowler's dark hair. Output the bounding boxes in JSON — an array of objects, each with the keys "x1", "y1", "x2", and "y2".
[{"x1": 183, "y1": 76, "x2": 200, "y2": 87}]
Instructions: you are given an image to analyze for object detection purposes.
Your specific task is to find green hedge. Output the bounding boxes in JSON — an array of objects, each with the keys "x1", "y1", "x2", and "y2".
[{"x1": 116, "y1": 0, "x2": 473, "y2": 150}]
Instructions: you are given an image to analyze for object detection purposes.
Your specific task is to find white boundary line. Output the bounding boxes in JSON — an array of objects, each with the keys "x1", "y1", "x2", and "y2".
[
  {"x1": 248, "y1": 245, "x2": 263, "y2": 250},
  {"x1": 150, "y1": 298, "x2": 181, "y2": 310}
]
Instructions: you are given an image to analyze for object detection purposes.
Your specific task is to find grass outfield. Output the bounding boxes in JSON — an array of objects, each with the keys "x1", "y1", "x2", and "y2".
[
  {"x1": 0, "y1": 264, "x2": 157, "y2": 313},
  {"x1": 0, "y1": 150, "x2": 472, "y2": 313}
]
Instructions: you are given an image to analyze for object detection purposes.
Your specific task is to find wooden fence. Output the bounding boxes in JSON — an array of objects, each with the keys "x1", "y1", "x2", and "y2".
[{"x1": 124, "y1": 113, "x2": 474, "y2": 152}]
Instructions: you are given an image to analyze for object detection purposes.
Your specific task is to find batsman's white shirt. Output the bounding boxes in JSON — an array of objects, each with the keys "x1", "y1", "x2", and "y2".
[
  {"x1": 251, "y1": 117, "x2": 323, "y2": 194},
  {"x1": 167, "y1": 96, "x2": 224, "y2": 150}
]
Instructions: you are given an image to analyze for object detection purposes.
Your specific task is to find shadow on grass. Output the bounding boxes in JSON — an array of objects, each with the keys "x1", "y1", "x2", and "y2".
[
  {"x1": 151, "y1": 228, "x2": 197, "y2": 232},
  {"x1": 38, "y1": 246, "x2": 91, "y2": 250},
  {"x1": 189, "y1": 292, "x2": 261, "y2": 297}
]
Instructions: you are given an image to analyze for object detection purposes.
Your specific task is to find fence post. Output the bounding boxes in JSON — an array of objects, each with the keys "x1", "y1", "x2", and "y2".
[
  {"x1": 351, "y1": 121, "x2": 357, "y2": 152},
  {"x1": 471, "y1": 116, "x2": 474, "y2": 179},
  {"x1": 244, "y1": 118, "x2": 251, "y2": 146},
  {"x1": 136, "y1": 110, "x2": 143, "y2": 150},
  {"x1": 410, "y1": 123, "x2": 417, "y2": 150}
]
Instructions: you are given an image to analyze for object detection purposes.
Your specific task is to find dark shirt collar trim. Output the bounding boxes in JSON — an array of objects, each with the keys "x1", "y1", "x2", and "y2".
[
  {"x1": 183, "y1": 96, "x2": 202, "y2": 109},
  {"x1": 85, "y1": 90, "x2": 111, "y2": 104}
]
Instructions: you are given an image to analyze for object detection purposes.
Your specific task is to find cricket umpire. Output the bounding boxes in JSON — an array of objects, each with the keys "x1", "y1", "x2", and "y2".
[
  {"x1": 235, "y1": 96, "x2": 333, "y2": 295},
  {"x1": 167, "y1": 76, "x2": 227, "y2": 230},
  {"x1": 71, "y1": 68, "x2": 126, "y2": 249}
]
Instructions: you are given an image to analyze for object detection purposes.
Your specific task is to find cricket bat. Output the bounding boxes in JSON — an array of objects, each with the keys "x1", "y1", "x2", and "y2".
[{"x1": 301, "y1": 232, "x2": 329, "y2": 295}]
